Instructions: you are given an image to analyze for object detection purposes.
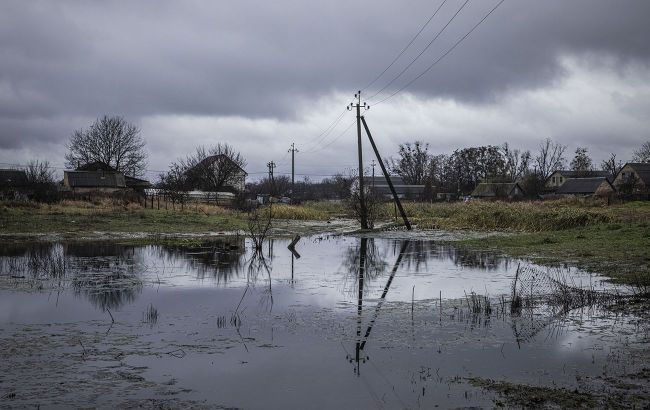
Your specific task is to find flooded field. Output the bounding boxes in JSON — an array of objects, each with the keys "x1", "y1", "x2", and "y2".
[{"x1": 1, "y1": 235, "x2": 648, "y2": 408}]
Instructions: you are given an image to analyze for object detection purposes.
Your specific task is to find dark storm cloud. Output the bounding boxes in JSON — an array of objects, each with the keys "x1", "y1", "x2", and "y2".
[{"x1": 0, "y1": 0, "x2": 648, "y2": 156}]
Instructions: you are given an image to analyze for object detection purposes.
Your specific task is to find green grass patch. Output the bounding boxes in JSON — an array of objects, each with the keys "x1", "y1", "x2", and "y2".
[{"x1": 460, "y1": 222, "x2": 650, "y2": 286}]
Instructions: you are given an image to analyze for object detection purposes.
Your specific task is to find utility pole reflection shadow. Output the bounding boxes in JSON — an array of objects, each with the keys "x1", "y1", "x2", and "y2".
[{"x1": 346, "y1": 239, "x2": 410, "y2": 375}]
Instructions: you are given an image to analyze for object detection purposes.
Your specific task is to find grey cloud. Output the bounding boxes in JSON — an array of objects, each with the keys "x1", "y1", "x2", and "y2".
[{"x1": 0, "y1": 0, "x2": 648, "y2": 165}]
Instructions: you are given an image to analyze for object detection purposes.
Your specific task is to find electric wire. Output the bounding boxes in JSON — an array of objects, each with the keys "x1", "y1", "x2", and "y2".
[
  {"x1": 366, "y1": 0, "x2": 471, "y2": 102},
  {"x1": 361, "y1": 0, "x2": 448, "y2": 92},
  {"x1": 371, "y1": 0, "x2": 506, "y2": 107}
]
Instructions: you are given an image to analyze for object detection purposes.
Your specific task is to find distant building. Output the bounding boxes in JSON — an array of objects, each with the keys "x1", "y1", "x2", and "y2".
[
  {"x1": 0, "y1": 169, "x2": 29, "y2": 199},
  {"x1": 555, "y1": 177, "x2": 614, "y2": 197},
  {"x1": 612, "y1": 163, "x2": 650, "y2": 194},
  {"x1": 63, "y1": 170, "x2": 127, "y2": 194},
  {"x1": 471, "y1": 182, "x2": 525, "y2": 200},
  {"x1": 75, "y1": 162, "x2": 151, "y2": 193},
  {"x1": 362, "y1": 176, "x2": 425, "y2": 199},
  {"x1": 545, "y1": 170, "x2": 610, "y2": 190}
]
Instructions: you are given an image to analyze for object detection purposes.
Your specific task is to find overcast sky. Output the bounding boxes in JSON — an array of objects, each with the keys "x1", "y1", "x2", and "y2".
[{"x1": 1, "y1": 0, "x2": 649, "y2": 181}]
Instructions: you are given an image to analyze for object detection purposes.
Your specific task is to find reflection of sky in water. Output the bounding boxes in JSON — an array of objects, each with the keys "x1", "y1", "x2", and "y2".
[{"x1": 0, "y1": 237, "x2": 645, "y2": 409}]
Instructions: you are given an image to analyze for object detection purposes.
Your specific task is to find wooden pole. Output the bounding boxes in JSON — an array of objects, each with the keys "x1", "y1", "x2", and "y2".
[{"x1": 361, "y1": 116, "x2": 412, "y2": 230}]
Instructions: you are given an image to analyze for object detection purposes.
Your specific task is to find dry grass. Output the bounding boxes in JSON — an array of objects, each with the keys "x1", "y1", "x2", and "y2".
[{"x1": 396, "y1": 200, "x2": 620, "y2": 232}]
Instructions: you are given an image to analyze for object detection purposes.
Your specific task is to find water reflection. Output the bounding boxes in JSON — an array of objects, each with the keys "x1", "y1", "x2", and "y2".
[
  {"x1": 158, "y1": 237, "x2": 246, "y2": 282},
  {"x1": 347, "y1": 240, "x2": 411, "y2": 375}
]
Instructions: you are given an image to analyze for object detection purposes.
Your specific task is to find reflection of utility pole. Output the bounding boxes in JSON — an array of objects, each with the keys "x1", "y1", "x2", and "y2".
[
  {"x1": 267, "y1": 161, "x2": 276, "y2": 196},
  {"x1": 348, "y1": 91, "x2": 369, "y2": 229},
  {"x1": 371, "y1": 160, "x2": 376, "y2": 189},
  {"x1": 288, "y1": 143, "x2": 298, "y2": 201},
  {"x1": 355, "y1": 238, "x2": 367, "y2": 374}
]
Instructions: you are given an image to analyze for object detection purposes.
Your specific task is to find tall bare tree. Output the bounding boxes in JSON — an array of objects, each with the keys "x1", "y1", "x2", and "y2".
[
  {"x1": 65, "y1": 115, "x2": 148, "y2": 176},
  {"x1": 534, "y1": 137, "x2": 566, "y2": 179},
  {"x1": 632, "y1": 140, "x2": 650, "y2": 163},
  {"x1": 176, "y1": 144, "x2": 246, "y2": 192}
]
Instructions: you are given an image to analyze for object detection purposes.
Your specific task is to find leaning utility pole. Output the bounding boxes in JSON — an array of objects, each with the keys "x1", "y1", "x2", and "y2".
[
  {"x1": 348, "y1": 91, "x2": 369, "y2": 229},
  {"x1": 288, "y1": 143, "x2": 298, "y2": 200},
  {"x1": 361, "y1": 116, "x2": 412, "y2": 230}
]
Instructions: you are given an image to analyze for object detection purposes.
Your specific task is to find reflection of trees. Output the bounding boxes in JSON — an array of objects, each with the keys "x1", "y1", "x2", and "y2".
[
  {"x1": 0, "y1": 242, "x2": 55, "y2": 258},
  {"x1": 157, "y1": 238, "x2": 246, "y2": 283},
  {"x1": 69, "y1": 244, "x2": 146, "y2": 311},
  {"x1": 396, "y1": 240, "x2": 511, "y2": 272},
  {"x1": 341, "y1": 238, "x2": 389, "y2": 289}
]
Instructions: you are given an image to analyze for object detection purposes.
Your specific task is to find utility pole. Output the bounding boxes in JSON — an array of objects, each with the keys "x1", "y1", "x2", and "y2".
[
  {"x1": 371, "y1": 160, "x2": 376, "y2": 189},
  {"x1": 288, "y1": 143, "x2": 298, "y2": 201},
  {"x1": 348, "y1": 91, "x2": 369, "y2": 229},
  {"x1": 267, "y1": 161, "x2": 276, "y2": 196}
]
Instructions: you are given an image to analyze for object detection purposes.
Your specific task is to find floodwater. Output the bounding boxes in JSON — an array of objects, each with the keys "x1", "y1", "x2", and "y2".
[{"x1": 0, "y1": 235, "x2": 647, "y2": 408}]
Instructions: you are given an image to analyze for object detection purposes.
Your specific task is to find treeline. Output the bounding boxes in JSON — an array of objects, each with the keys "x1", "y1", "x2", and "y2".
[{"x1": 248, "y1": 138, "x2": 650, "y2": 201}]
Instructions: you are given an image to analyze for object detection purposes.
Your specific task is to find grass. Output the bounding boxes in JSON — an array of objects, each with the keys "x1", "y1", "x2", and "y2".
[
  {"x1": 396, "y1": 199, "x2": 650, "y2": 232},
  {"x1": 0, "y1": 200, "x2": 248, "y2": 234},
  {"x1": 461, "y1": 221, "x2": 650, "y2": 285}
]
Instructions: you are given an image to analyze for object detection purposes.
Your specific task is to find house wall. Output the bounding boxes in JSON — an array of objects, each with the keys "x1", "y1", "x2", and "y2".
[
  {"x1": 72, "y1": 187, "x2": 126, "y2": 194},
  {"x1": 595, "y1": 182, "x2": 614, "y2": 196},
  {"x1": 217, "y1": 170, "x2": 246, "y2": 192},
  {"x1": 545, "y1": 171, "x2": 567, "y2": 188},
  {"x1": 613, "y1": 164, "x2": 646, "y2": 190}
]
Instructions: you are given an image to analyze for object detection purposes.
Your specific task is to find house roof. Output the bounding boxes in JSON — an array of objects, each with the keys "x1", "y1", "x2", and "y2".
[
  {"x1": 0, "y1": 169, "x2": 28, "y2": 188},
  {"x1": 550, "y1": 170, "x2": 610, "y2": 178},
  {"x1": 65, "y1": 171, "x2": 126, "y2": 188},
  {"x1": 471, "y1": 182, "x2": 523, "y2": 198},
  {"x1": 195, "y1": 154, "x2": 247, "y2": 175},
  {"x1": 556, "y1": 177, "x2": 612, "y2": 194}
]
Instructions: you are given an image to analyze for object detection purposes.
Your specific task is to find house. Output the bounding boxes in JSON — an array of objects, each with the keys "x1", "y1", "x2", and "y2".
[
  {"x1": 63, "y1": 170, "x2": 127, "y2": 193},
  {"x1": 555, "y1": 177, "x2": 615, "y2": 197},
  {"x1": 362, "y1": 176, "x2": 425, "y2": 199},
  {"x1": 187, "y1": 154, "x2": 247, "y2": 194},
  {"x1": 612, "y1": 163, "x2": 650, "y2": 194},
  {"x1": 545, "y1": 170, "x2": 610, "y2": 189},
  {"x1": 0, "y1": 169, "x2": 29, "y2": 199},
  {"x1": 471, "y1": 182, "x2": 525, "y2": 200},
  {"x1": 76, "y1": 162, "x2": 151, "y2": 193}
]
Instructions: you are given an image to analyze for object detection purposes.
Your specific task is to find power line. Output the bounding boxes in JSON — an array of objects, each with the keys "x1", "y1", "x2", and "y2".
[
  {"x1": 299, "y1": 108, "x2": 348, "y2": 152},
  {"x1": 366, "y1": 0, "x2": 471, "y2": 102},
  {"x1": 301, "y1": 119, "x2": 356, "y2": 154},
  {"x1": 361, "y1": 0, "x2": 448, "y2": 91},
  {"x1": 371, "y1": 0, "x2": 506, "y2": 107}
]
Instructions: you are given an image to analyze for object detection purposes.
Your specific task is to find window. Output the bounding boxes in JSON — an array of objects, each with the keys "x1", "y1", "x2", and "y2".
[
  {"x1": 552, "y1": 177, "x2": 556, "y2": 183},
  {"x1": 560, "y1": 177, "x2": 563, "y2": 183}
]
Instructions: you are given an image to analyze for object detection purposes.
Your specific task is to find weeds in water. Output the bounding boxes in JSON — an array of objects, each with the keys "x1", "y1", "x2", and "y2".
[{"x1": 142, "y1": 304, "x2": 158, "y2": 327}]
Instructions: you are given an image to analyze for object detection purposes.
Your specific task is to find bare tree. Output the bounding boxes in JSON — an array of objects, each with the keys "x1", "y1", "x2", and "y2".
[
  {"x1": 158, "y1": 163, "x2": 190, "y2": 204},
  {"x1": 502, "y1": 143, "x2": 531, "y2": 181},
  {"x1": 65, "y1": 115, "x2": 148, "y2": 176},
  {"x1": 387, "y1": 141, "x2": 431, "y2": 184},
  {"x1": 534, "y1": 138, "x2": 566, "y2": 179},
  {"x1": 178, "y1": 144, "x2": 246, "y2": 192},
  {"x1": 25, "y1": 160, "x2": 57, "y2": 202},
  {"x1": 601, "y1": 153, "x2": 624, "y2": 179},
  {"x1": 25, "y1": 160, "x2": 55, "y2": 185},
  {"x1": 632, "y1": 140, "x2": 650, "y2": 163}
]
